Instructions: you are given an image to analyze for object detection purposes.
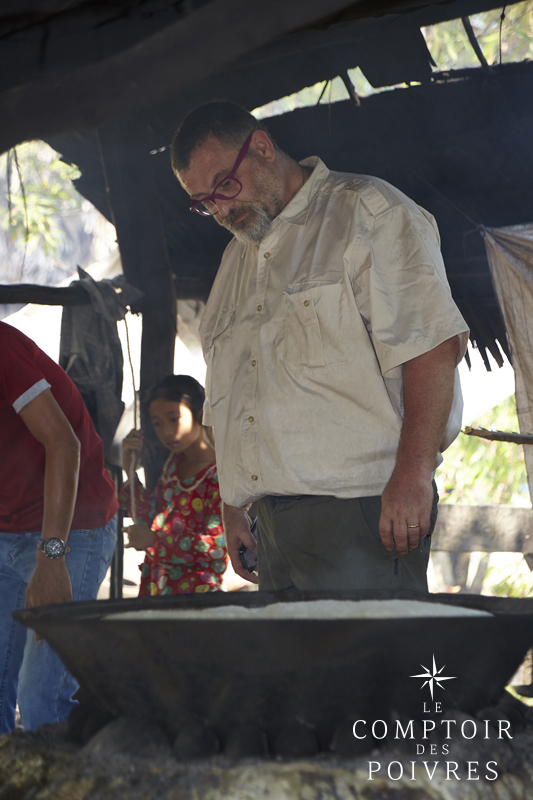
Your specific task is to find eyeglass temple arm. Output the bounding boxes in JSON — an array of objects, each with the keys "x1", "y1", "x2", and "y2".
[{"x1": 226, "y1": 131, "x2": 254, "y2": 179}]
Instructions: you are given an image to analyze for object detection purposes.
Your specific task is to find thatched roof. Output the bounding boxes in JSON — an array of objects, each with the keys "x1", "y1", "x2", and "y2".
[{"x1": 3, "y1": 0, "x2": 532, "y2": 367}]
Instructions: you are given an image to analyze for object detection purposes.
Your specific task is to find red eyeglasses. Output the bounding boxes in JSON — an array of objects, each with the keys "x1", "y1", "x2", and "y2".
[{"x1": 190, "y1": 132, "x2": 253, "y2": 217}]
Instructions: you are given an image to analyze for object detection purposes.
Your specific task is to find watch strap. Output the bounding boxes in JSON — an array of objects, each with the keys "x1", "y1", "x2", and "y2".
[{"x1": 37, "y1": 538, "x2": 72, "y2": 557}]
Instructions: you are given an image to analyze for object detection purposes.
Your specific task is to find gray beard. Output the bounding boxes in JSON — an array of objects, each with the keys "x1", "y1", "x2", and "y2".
[
  {"x1": 231, "y1": 206, "x2": 273, "y2": 245},
  {"x1": 219, "y1": 199, "x2": 282, "y2": 245}
]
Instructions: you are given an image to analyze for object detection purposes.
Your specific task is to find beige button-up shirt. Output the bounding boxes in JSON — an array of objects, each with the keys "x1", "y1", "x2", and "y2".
[{"x1": 199, "y1": 158, "x2": 469, "y2": 508}]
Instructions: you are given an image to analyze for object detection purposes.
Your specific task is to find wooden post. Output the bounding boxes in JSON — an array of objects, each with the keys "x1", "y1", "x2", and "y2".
[
  {"x1": 109, "y1": 466, "x2": 125, "y2": 600},
  {"x1": 98, "y1": 116, "x2": 176, "y2": 492}
]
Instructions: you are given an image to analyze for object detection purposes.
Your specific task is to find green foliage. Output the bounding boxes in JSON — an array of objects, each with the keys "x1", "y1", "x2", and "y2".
[
  {"x1": 254, "y1": 3, "x2": 533, "y2": 120},
  {"x1": 422, "y1": 1, "x2": 533, "y2": 70},
  {"x1": 1, "y1": 141, "x2": 81, "y2": 260},
  {"x1": 423, "y1": 19, "x2": 478, "y2": 71},
  {"x1": 254, "y1": 76, "x2": 347, "y2": 118},
  {"x1": 436, "y1": 395, "x2": 530, "y2": 506},
  {"x1": 489, "y1": 569, "x2": 533, "y2": 597},
  {"x1": 254, "y1": 70, "x2": 386, "y2": 119}
]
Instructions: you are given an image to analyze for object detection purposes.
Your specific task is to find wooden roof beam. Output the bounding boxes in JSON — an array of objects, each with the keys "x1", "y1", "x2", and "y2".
[
  {"x1": 0, "y1": 282, "x2": 89, "y2": 306},
  {"x1": 0, "y1": 0, "x2": 364, "y2": 154},
  {"x1": 0, "y1": 276, "x2": 211, "y2": 307}
]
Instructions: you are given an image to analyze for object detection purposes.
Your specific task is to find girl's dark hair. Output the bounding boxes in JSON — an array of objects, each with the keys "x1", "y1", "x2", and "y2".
[{"x1": 146, "y1": 375, "x2": 205, "y2": 425}]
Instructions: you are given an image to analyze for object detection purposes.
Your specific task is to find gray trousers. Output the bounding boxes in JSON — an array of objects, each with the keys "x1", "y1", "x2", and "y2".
[{"x1": 256, "y1": 484, "x2": 438, "y2": 593}]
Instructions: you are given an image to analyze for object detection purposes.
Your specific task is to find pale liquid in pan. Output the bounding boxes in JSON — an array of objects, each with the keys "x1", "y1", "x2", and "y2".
[{"x1": 104, "y1": 599, "x2": 493, "y2": 622}]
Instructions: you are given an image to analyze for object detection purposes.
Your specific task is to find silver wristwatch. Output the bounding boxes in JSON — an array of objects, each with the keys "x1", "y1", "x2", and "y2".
[{"x1": 37, "y1": 538, "x2": 72, "y2": 559}]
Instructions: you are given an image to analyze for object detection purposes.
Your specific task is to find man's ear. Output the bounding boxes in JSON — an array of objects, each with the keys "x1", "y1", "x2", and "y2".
[{"x1": 251, "y1": 129, "x2": 276, "y2": 163}]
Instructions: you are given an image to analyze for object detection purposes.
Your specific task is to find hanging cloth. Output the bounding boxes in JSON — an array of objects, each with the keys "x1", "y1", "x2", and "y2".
[
  {"x1": 60, "y1": 267, "x2": 141, "y2": 459},
  {"x1": 482, "y1": 224, "x2": 533, "y2": 498}
]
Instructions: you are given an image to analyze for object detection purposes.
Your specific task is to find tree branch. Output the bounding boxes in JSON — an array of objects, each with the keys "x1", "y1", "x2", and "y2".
[
  {"x1": 464, "y1": 426, "x2": 533, "y2": 446},
  {"x1": 461, "y1": 16, "x2": 492, "y2": 74}
]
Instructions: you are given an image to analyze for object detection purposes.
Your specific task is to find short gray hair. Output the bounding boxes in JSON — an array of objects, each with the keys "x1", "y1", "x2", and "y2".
[{"x1": 171, "y1": 100, "x2": 275, "y2": 173}]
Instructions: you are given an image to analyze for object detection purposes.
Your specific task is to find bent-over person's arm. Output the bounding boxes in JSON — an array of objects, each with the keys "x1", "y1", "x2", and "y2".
[{"x1": 20, "y1": 388, "x2": 80, "y2": 640}]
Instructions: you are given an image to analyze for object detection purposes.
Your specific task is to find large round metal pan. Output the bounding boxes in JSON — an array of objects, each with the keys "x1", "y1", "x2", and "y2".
[{"x1": 14, "y1": 589, "x2": 533, "y2": 744}]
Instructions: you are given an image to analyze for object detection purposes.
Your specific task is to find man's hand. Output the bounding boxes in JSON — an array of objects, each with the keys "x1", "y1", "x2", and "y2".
[
  {"x1": 222, "y1": 503, "x2": 258, "y2": 585},
  {"x1": 379, "y1": 470, "x2": 433, "y2": 555},
  {"x1": 123, "y1": 523, "x2": 153, "y2": 551},
  {"x1": 25, "y1": 558, "x2": 73, "y2": 644}
]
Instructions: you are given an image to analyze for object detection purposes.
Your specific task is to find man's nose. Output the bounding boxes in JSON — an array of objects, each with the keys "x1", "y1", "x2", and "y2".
[{"x1": 216, "y1": 197, "x2": 235, "y2": 217}]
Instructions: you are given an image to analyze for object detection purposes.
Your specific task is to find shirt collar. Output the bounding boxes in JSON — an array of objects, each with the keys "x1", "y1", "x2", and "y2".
[{"x1": 276, "y1": 157, "x2": 330, "y2": 227}]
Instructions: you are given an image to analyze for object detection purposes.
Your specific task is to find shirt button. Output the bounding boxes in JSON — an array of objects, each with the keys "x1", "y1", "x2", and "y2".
[
  {"x1": 264, "y1": 252, "x2": 271, "y2": 259},
  {"x1": 251, "y1": 360, "x2": 257, "y2": 367},
  {"x1": 303, "y1": 300, "x2": 310, "y2": 307},
  {"x1": 257, "y1": 305, "x2": 262, "y2": 312},
  {"x1": 251, "y1": 475, "x2": 258, "y2": 481},
  {"x1": 248, "y1": 416, "x2": 254, "y2": 423}
]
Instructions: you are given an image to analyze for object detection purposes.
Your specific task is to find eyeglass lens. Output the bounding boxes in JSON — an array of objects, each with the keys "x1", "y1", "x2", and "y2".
[{"x1": 197, "y1": 179, "x2": 241, "y2": 215}]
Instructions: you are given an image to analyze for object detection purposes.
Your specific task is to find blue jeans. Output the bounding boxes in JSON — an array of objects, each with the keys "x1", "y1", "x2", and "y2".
[{"x1": 0, "y1": 521, "x2": 116, "y2": 734}]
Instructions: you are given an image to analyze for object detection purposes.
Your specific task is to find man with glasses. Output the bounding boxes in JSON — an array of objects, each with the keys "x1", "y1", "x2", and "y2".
[{"x1": 171, "y1": 101, "x2": 469, "y2": 593}]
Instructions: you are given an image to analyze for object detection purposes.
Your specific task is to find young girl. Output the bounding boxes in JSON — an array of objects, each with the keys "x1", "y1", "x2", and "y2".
[{"x1": 119, "y1": 375, "x2": 226, "y2": 595}]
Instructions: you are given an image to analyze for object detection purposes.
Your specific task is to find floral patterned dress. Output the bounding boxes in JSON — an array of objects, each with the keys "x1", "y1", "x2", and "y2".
[{"x1": 119, "y1": 453, "x2": 226, "y2": 595}]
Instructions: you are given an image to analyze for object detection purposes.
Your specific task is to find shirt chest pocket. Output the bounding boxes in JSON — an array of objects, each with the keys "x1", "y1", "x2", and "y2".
[
  {"x1": 205, "y1": 309, "x2": 235, "y2": 408},
  {"x1": 283, "y1": 283, "x2": 358, "y2": 369}
]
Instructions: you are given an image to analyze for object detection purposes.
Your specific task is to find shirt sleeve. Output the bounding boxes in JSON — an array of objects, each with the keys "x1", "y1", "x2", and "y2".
[
  {"x1": 202, "y1": 397, "x2": 214, "y2": 427},
  {"x1": 12, "y1": 378, "x2": 51, "y2": 413},
  {"x1": 0, "y1": 328, "x2": 52, "y2": 411},
  {"x1": 362, "y1": 204, "x2": 469, "y2": 377}
]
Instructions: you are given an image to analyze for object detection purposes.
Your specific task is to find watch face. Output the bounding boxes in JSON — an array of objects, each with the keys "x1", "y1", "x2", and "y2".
[{"x1": 44, "y1": 538, "x2": 65, "y2": 558}]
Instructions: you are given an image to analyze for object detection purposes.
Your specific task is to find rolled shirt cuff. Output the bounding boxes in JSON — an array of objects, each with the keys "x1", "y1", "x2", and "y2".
[{"x1": 13, "y1": 379, "x2": 51, "y2": 413}]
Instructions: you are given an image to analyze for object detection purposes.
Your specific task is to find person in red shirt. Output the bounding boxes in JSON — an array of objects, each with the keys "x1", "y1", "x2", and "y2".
[{"x1": 0, "y1": 321, "x2": 118, "y2": 734}]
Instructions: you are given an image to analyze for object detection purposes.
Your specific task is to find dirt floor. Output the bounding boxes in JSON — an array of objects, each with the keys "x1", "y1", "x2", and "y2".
[{"x1": 3, "y1": 706, "x2": 533, "y2": 800}]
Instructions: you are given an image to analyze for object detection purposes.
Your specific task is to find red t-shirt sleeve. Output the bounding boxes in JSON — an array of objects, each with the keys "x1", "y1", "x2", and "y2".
[
  {"x1": 0, "y1": 330, "x2": 51, "y2": 412},
  {"x1": 0, "y1": 322, "x2": 118, "y2": 532}
]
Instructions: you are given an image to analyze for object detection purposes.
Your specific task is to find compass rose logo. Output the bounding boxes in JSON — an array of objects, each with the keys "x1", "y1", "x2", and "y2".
[{"x1": 411, "y1": 655, "x2": 456, "y2": 699}]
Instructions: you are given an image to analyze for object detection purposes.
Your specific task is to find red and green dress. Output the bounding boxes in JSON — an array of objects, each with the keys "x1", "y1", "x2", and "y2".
[{"x1": 119, "y1": 453, "x2": 227, "y2": 595}]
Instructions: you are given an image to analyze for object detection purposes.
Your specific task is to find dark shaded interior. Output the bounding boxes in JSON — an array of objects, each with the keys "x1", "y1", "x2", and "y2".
[{"x1": 2, "y1": 0, "x2": 531, "y2": 377}]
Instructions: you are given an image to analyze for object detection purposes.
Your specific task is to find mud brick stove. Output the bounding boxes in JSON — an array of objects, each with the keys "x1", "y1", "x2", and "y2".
[{"x1": 3, "y1": 589, "x2": 533, "y2": 799}]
